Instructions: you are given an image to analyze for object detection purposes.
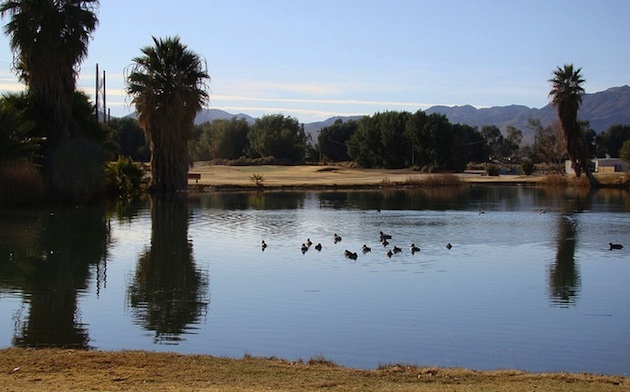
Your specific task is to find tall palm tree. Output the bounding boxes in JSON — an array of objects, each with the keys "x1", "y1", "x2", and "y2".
[
  {"x1": 127, "y1": 36, "x2": 209, "y2": 192},
  {"x1": 0, "y1": 0, "x2": 99, "y2": 142},
  {"x1": 548, "y1": 64, "x2": 599, "y2": 188}
]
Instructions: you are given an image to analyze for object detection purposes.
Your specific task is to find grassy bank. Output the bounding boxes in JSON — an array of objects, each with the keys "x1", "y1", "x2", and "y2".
[
  {"x1": 0, "y1": 349, "x2": 626, "y2": 392},
  {"x1": 187, "y1": 163, "x2": 629, "y2": 190}
]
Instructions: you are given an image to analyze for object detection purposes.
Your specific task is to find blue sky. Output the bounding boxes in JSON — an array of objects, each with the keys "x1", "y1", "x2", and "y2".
[{"x1": 0, "y1": 0, "x2": 628, "y2": 123}]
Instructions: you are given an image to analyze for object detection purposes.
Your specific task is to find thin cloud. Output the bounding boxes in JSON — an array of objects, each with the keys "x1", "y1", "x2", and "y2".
[
  {"x1": 214, "y1": 105, "x2": 366, "y2": 120},
  {"x1": 212, "y1": 94, "x2": 442, "y2": 110}
]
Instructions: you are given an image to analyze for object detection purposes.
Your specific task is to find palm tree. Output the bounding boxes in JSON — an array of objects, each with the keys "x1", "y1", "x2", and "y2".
[
  {"x1": 127, "y1": 36, "x2": 209, "y2": 192},
  {"x1": 0, "y1": 0, "x2": 99, "y2": 142},
  {"x1": 548, "y1": 64, "x2": 599, "y2": 188}
]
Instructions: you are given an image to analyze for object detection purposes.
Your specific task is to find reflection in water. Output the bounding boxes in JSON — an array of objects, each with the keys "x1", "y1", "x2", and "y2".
[
  {"x1": 128, "y1": 194, "x2": 209, "y2": 344},
  {"x1": 0, "y1": 203, "x2": 110, "y2": 348},
  {"x1": 195, "y1": 191, "x2": 306, "y2": 210},
  {"x1": 548, "y1": 215, "x2": 581, "y2": 307}
]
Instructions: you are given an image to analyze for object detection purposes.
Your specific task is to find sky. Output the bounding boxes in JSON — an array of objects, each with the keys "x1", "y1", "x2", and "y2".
[{"x1": 0, "y1": 0, "x2": 629, "y2": 123}]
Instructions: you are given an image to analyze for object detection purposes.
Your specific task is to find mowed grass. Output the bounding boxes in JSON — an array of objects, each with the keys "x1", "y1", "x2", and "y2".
[{"x1": 0, "y1": 349, "x2": 625, "y2": 392}]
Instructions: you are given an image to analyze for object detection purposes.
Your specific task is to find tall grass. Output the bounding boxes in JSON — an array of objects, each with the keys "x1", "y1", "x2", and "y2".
[
  {"x1": 539, "y1": 174, "x2": 567, "y2": 187},
  {"x1": 406, "y1": 173, "x2": 462, "y2": 186},
  {"x1": 0, "y1": 161, "x2": 46, "y2": 206},
  {"x1": 540, "y1": 174, "x2": 591, "y2": 188}
]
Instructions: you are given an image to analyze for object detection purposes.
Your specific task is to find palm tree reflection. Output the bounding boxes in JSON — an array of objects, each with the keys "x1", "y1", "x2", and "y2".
[
  {"x1": 548, "y1": 214, "x2": 581, "y2": 307},
  {"x1": 4, "y1": 203, "x2": 110, "y2": 348},
  {"x1": 128, "y1": 194, "x2": 209, "y2": 344}
]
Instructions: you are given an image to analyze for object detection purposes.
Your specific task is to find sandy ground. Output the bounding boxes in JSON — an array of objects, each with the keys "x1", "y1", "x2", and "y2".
[{"x1": 188, "y1": 163, "x2": 543, "y2": 188}]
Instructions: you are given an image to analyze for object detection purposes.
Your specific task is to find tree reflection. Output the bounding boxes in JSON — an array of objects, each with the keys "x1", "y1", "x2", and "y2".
[
  {"x1": 128, "y1": 194, "x2": 209, "y2": 344},
  {"x1": 548, "y1": 215, "x2": 581, "y2": 307},
  {"x1": 0, "y1": 203, "x2": 110, "y2": 348}
]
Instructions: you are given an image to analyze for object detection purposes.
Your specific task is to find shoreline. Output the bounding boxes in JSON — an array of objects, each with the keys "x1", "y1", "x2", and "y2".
[{"x1": 0, "y1": 348, "x2": 626, "y2": 392}]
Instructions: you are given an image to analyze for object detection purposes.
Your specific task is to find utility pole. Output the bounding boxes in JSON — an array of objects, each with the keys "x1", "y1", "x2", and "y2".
[
  {"x1": 102, "y1": 69, "x2": 106, "y2": 125},
  {"x1": 95, "y1": 63, "x2": 99, "y2": 122}
]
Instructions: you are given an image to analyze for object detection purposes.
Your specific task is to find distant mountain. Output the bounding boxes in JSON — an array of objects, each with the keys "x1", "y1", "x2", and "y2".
[
  {"x1": 424, "y1": 85, "x2": 630, "y2": 143},
  {"x1": 302, "y1": 116, "x2": 364, "y2": 140},
  {"x1": 193, "y1": 109, "x2": 256, "y2": 125},
  {"x1": 189, "y1": 85, "x2": 630, "y2": 144}
]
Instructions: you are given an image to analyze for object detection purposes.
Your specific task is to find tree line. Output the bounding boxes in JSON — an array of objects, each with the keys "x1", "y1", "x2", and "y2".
[
  {"x1": 1, "y1": 1, "x2": 630, "y2": 203},
  {"x1": 109, "y1": 108, "x2": 630, "y2": 173}
]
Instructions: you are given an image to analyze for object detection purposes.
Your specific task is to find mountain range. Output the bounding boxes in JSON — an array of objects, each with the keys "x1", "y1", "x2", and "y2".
[{"x1": 192, "y1": 85, "x2": 630, "y2": 144}]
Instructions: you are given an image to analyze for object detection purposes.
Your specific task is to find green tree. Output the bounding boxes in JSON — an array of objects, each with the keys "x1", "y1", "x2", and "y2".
[
  {"x1": 595, "y1": 124, "x2": 630, "y2": 158},
  {"x1": 348, "y1": 111, "x2": 410, "y2": 169},
  {"x1": 417, "y1": 113, "x2": 453, "y2": 170},
  {"x1": 527, "y1": 118, "x2": 564, "y2": 164},
  {"x1": 451, "y1": 123, "x2": 486, "y2": 170},
  {"x1": 0, "y1": 0, "x2": 98, "y2": 142},
  {"x1": 1, "y1": 0, "x2": 105, "y2": 200},
  {"x1": 504, "y1": 126, "x2": 523, "y2": 159},
  {"x1": 248, "y1": 114, "x2": 308, "y2": 163},
  {"x1": 481, "y1": 125, "x2": 504, "y2": 161},
  {"x1": 318, "y1": 119, "x2": 357, "y2": 162},
  {"x1": 549, "y1": 64, "x2": 599, "y2": 187},
  {"x1": 207, "y1": 117, "x2": 250, "y2": 160},
  {"x1": 619, "y1": 139, "x2": 630, "y2": 164},
  {"x1": 127, "y1": 36, "x2": 209, "y2": 192},
  {"x1": 109, "y1": 117, "x2": 150, "y2": 162},
  {"x1": 404, "y1": 110, "x2": 428, "y2": 168},
  {"x1": 0, "y1": 94, "x2": 37, "y2": 164}
]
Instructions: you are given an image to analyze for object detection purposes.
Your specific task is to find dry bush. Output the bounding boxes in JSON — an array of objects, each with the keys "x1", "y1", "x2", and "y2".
[
  {"x1": 407, "y1": 173, "x2": 462, "y2": 186},
  {"x1": 0, "y1": 161, "x2": 46, "y2": 206},
  {"x1": 539, "y1": 174, "x2": 567, "y2": 187}
]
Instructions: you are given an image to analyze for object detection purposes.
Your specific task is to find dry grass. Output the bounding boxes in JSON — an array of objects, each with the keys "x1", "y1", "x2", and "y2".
[
  {"x1": 539, "y1": 174, "x2": 569, "y2": 187},
  {"x1": 406, "y1": 173, "x2": 462, "y2": 186},
  {"x1": 0, "y1": 161, "x2": 47, "y2": 206},
  {"x1": 187, "y1": 163, "x2": 547, "y2": 189},
  {"x1": 0, "y1": 348, "x2": 625, "y2": 392}
]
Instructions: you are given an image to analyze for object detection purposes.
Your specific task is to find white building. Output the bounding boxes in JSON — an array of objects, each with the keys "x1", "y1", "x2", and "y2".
[{"x1": 565, "y1": 158, "x2": 628, "y2": 174}]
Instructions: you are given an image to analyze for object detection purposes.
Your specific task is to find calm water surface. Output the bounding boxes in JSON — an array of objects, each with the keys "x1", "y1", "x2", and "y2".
[{"x1": 0, "y1": 186, "x2": 629, "y2": 375}]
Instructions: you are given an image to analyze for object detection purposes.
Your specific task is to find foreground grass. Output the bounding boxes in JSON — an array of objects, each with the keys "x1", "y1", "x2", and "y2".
[{"x1": 0, "y1": 349, "x2": 625, "y2": 392}]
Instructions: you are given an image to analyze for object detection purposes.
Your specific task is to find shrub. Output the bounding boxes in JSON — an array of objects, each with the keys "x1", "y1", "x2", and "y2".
[
  {"x1": 486, "y1": 163, "x2": 499, "y2": 176},
  {"x1": 105, "y1": 156, "x2": 146, "y2": 199},
  {"x1": 522, "y1": 160, "x2": 535, "y2": 175},
  {"x1": 249, "y1": 173, "x2": 265, "y2": 186}
]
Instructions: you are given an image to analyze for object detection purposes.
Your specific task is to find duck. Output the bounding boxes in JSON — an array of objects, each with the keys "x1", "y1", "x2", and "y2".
[
  {"x1": 306, "y1": 238, "x2": 313, "y2": 247},
  {"x1": 410, "y1": 243, "x2": 420, "y2": 254},
  {"x1": 315, "y1": 243, "x2": 322, "y2": 251},
  {"x1": 386, "y1": 249, "x2": 393, "y2": 258},
  {"x1": 301, "y1": 243, "x2": 309, "y2": 253},
  {"x1": 261, "y1": 240, "x2": 268, "y2": 251},
  {"x1": 379, "y1": 231, "x2": 392, "y2": 241},
  {"x1": 609, "y1": 242, "x2": 623, "y2": 250},
  {"x1": 344, "y1": 250, "x2": 358, "y2": 260},
  {"x1": 538, "y1": 209, "x2": 546, "y2": 214},
  {"x1": 334, "y1": 233, "x2": 342, "y2": 243},
  {"x1": 362, "y1": 244, "x2": 371, "y2": 253},
  {"x1": 392, "y1": 245, "x2": 402, "y2": 254},
  {"x1": 446, "y1": 243, "x2": 453, "y2": 250}
]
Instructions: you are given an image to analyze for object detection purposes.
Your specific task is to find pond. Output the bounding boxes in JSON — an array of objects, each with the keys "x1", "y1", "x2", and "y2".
[{"x1": 0, "y1": 186, "x2": 629, "y2": 376}]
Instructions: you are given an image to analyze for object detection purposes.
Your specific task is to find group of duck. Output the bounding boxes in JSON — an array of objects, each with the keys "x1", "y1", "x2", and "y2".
[
  {"x1": 261, "y1": 231, "x2": 453, "y2": 260},
  {"x1": 261, "y1": 233, "x2": 623, "y2": 257}
]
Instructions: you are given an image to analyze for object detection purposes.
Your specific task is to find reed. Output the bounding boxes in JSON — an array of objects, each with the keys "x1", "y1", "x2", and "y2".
[
  {"x1": 0, "y1": 161, "x2": 46, "y2": 206},
  {"x1": 407, "y1": 173, "x2": 462, "y2": 186},
  {"x1": 539, "y1": 174, "x2": 567, "y2": 187}
]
